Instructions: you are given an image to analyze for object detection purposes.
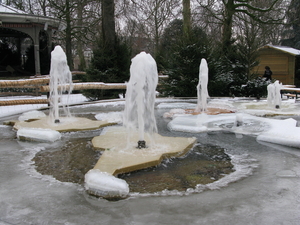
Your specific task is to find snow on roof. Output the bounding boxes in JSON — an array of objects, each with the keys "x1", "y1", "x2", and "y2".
[
  {"x1": 0, "y1": 3, "x2": 27, "y2": 14},
  {"x1": 262, "y1": 44, "x2": 300, "y2": 56},
  {"x1": 0, "y1": 3, "x2": 62, "y2": 28}
]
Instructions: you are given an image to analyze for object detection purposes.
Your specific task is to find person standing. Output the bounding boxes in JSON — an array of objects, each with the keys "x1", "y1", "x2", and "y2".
[{"x1": 263, "y1": 66, "x2": 273, "y2": 81}]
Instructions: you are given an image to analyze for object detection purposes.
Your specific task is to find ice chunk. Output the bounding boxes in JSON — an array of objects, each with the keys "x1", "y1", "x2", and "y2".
[
  {"x1": 95, "y1": 111, "x2": 123, "y2": 123},
  {"x1": 17, "y1": 127, "x2": 61, "y2": 142},
  {"x1": 18, "y1": 110, "x2": 46, "y2": 121},
  {"x1": 84, "y1": 169, "x2": 129, "y2": 199},
  {"x1": 163, "y1": 108, "x2": 186, "y2": 118},
  {"x1": 257, "y1": 118, "x2": 300, "y2": 148}
]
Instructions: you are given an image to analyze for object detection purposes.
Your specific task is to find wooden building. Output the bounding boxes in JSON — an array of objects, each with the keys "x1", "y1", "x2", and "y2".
[{"x1": 253, "y1": 45, "x2": 300, "y2": 86}]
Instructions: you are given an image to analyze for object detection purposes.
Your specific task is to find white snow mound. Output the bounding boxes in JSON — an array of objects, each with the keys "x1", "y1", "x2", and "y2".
[
  {"x1": 257, "y1": 118, "x2": 300, "y2": 148},
  {"x1": 84, "y1": 169, "x2": 129, "y2": 198}
]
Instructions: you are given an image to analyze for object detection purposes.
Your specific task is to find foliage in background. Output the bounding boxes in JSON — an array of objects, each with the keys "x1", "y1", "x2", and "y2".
[
  {"x1": 240, "y1": 77, "x2": 271, "y2": 99},
  {"x1": 208, "y1": 43, "x2": 249, "y2": 97},
  {"x1": 158, "y1": 20, "x2": 209, "y2": 97},
  {"x1": 81, "y1": 37, "x2": 131, "y2": 100},
  {"x1": 1, "y1": 0, "x2": 291, "y2": 97},
  {"x1": 158, "y1": 15, "x2": 266, "y2": 98},
  {"x1": 281, "y1": 0, "x2": 300, "y2": 49}
]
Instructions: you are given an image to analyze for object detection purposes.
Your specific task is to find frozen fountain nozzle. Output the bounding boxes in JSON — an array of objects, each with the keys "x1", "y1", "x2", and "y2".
[
  {"x1": 54, "y1": 119, "x2": 60, "y2": 123},
  {"x1": 137, "y1": 140, "x2": 146, "y2": 149},
  {"x1": 275, "y1": 105, "x2": 280, "y2": 109}
]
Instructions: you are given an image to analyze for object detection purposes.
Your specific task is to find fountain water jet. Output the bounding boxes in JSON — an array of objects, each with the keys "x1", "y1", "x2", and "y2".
[
  {"x1": 84, "y1": 52, "x2": 196, "y2": 199},
  {"x1": 195, "y1": 58, "x2": 209, "y2": 113},
  {"x1": 49, "y1": 46, "x2": 73, "y2": 123},
  {"x1": 12, "y1": 46, "x2": 116, "y2": 140},
  {"x1": 267, "y1": 80, "x2": 282, "y2": 109},
  {"x1": 123, "y1": 51, "x2": 158, "y2": 148}
]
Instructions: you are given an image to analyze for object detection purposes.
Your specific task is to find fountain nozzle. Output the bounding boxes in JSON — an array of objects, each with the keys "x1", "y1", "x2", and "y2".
[
  {"x1": 54, "y1": 119, "x2": 60, "y2": 123},
  {"x1": 137, "y1": 140, "x2": 146, "y2": 149},
  {"x1": 275, "y1": 105, "x2": 280, "y2": 109}
]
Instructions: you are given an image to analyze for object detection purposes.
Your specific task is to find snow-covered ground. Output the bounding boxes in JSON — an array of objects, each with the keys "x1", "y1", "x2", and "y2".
[{"x1": 0, "y1": 96, "x2": 300, "y2": 224}]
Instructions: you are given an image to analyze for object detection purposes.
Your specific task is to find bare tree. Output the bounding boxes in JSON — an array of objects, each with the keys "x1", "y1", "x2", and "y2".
[
  {"x1": 46, "y1": 0, "x2": 102, "y2": 70},
  {"x1": 196, "y1": 0, "x2": 287, "y2": 54},
  {"x1": 121, "y1": 0, "x2": 181, "y2": 56}
]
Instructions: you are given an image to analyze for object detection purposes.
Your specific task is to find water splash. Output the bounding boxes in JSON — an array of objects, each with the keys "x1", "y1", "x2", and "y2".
[
  {"x1": 123, "y1": 52, "x2": 158, "y2": 148},
  {"x1": 195, "y1": 58, "x2": 209, "y2": 112},
  {"x1": 49, "y1": 46, "x2": 73, "y2": 123}
]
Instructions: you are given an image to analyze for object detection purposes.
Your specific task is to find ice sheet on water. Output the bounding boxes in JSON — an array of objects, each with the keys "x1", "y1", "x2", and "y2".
[
  {"x1": 168, "y1": 113, "x2": 300, "y2": 148},
  {"x1": 17, "y1": 127, "x2": 61, "y2": 142},
  {"x1": 18, "y1": 144, "x2": 78, "y2": 187},
  {"x1": 167, "y1": 115, "x2": 208, "y2": 133},
  {"x1": 257, "y1": 118, "x2": 300, "y2": 148},
  {"x1": 208, "y1": 98, "x2": 236, "y2": 110},
  {"x1": 163, "y1": 108, "x2": 187, "y2": 118},
  {"x1": 237, "y1": 99, "x2": 300, "y2": 116},
  {"x1": 0, "y1": 124, "x2": 16, "y2": 139},
  {"x1": 200, "y1": 153, "x2": 259, "y2": 190},
  {"x1": 157, "y1": 102, "x2": 196, "y2": 109},
  {"x1": 168, "y1": 113, "x2": 237, "y2": 133}
]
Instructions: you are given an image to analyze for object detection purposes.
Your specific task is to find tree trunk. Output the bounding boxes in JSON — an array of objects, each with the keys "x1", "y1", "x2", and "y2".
[
  {"x1": 182, "y1": 0, "x2": 191, "y2": 42},
  {"x1": 222, "y1": 0, "x2": 236, "y2": 53},
  {"x1": 65, "y1": 0, "x2": 74, "y2": 70},
  {"x1": 101, "y1": 0, "x2": 116, "y2": 49},
  {"x1": 77, "y1": 1, "x2": 87, "y2": 71}
]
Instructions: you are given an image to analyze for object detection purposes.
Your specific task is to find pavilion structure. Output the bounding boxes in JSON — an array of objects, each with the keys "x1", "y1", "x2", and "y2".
[{"x1": 0, "y1": 3, "x2": 63, "y2": 76}]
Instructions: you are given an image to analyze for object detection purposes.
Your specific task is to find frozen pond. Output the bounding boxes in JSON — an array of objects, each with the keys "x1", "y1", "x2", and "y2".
[{"x1": 0, "y1": 98, "x2": 300, "y2": 225}]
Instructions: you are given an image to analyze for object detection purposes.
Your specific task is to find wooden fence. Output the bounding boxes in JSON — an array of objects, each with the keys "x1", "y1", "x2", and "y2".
[{"x1": 0, "y1": 72, "x2": 126, "y2": 106}]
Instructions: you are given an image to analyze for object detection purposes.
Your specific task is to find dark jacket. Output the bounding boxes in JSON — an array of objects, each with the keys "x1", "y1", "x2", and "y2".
[{"x1": 263, "y1": 69, "x2": 272, "y2": 81}]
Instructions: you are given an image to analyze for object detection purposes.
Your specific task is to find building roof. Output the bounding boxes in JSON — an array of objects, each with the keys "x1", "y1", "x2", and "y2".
[
  {"x1": 0, "y1": 3, "x2": 61, "y2": 28},
  {"x1": 260, "y1": 44, "x2": 300, "y2": 56}
]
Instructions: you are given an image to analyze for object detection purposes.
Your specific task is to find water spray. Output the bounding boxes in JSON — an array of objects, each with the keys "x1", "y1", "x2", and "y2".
[
  {"x1": 49, "y1": 46, "x2": 73, "y2": 123},
  {"x1": 123, "y1": 51, "x2": 158, "y2": 149}
]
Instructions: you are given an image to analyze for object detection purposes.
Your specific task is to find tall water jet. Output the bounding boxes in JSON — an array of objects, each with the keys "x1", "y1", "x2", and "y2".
[
  {"x1": 49, "y1": 46, "x2": 73, "y2": 123},
  {"x1": 267, "y1": 80, "x2": 282, "y2": 109},
  {"x1": 123, "y1": 51, "x2": 158, "y2": 148},
  {"x1": 267, "y1": 83, "x2": 275, "y2": 107},
  {"x1": 195, "y1": 58, "x2": 209, "y2": 112},
  {"x1": 274, "y1": 80, "x2": 282, "y2": 109}
]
